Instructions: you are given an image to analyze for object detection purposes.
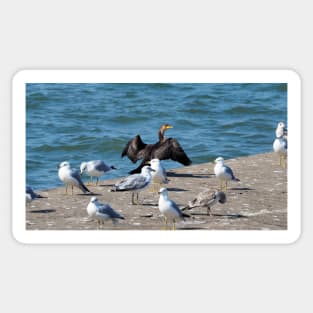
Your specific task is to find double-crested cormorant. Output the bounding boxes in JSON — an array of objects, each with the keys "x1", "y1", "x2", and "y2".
[{"x1": 121, "y1": 124, "x2": 192, "y2": 174}]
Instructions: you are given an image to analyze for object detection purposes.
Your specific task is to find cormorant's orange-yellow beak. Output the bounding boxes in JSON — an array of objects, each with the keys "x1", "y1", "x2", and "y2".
[{"x1": 165, "y1": 125, "x2": 173, "y2": 129}]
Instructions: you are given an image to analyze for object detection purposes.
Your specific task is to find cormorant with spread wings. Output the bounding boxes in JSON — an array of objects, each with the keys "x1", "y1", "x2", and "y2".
[{"x1": 121, "y1": 124, "x2": 192, "y2": 174}]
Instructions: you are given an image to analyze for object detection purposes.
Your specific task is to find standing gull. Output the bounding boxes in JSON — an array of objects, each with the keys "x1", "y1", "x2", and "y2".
[
  {"x1": 158, "y1": 187, "x2": 190, "y2": 230},
  {"x1": 214, "y1": 157, "x2": 240, "y2": 190},
  {"x1": 273, "y1": 122, "x2": 288, "y2": 167},
  {"x1": 80, "y1": 160, "x2": 117, "y2": 186},
  {"x1": 58, "y1": 161, "x2": 91, "y2": 195},
  {"x1": 275, "y1": 122, "x2": 288, "y2": 138},
  {"x1": 183, "y1": 189, "x2": 227, "y2": 216},
  {"x1": 86, "y1": 196, "x2": 124, "y2": 228},
  {"x1": 149, "y1": 158, "x2": 169, "y2": 192},
  {"x1": 112, "y1": 165, "x2": 155, "y2": 205}
]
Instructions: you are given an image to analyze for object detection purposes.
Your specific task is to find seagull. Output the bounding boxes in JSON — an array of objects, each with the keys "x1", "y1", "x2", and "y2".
[
  {"x1": 58, "y1": 161, "x2": 91, "y2": 195},
  {"x1": 214, "y1": 157, "x2": 240, "y2": 190},
  {"x1": 112, "y1": 165, "x2": 155, "y2": 205},
  {"x1": 275, "y1": 122, "x2": 288, "y2": 138},
  {"x1": 149, "y1": 158, "x2": 169, "y2": 192},
  {"x1": 273, "y1": 123, "x2": 288, "y2": 167},
  {"x1": 158, "y1": 187, "x2": 190, "y2": 230},
  {"x1": 26, "y1": 193, "x2": 33, "y2": 203},
  {"x1": 26, "y1": 186, "x2": 43, "y2": 203},
  {"x1": 80, "y1": 160, "x2": 117, "y2": 186},
  {"x1": 182, "y1": 189, "x2": 226, "y2": 216},
  {"x1": 86, "y1": 196, "x2": 124, "y2": 228}
]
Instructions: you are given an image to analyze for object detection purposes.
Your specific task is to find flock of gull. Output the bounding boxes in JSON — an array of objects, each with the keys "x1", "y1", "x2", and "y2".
[{"x1": 26, "y1": 122, "x2": 288, "y2": 230}]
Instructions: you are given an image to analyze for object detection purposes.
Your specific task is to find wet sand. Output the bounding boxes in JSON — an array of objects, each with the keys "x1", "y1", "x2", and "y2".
[{"x1": 26, "y1": 152, "x2": 287, "y2": 231}]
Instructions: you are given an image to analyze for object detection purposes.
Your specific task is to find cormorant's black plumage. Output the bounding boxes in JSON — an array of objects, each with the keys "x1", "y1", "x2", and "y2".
[{"x1": 121, "y1": 124, "x2": 192, "y2": 174}]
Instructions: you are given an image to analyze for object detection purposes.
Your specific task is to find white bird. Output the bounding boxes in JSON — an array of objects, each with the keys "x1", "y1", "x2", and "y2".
[
  {"x1": 26, "y1": 193, "x2": 33, "y2": 203},
  {"x1": 273, "y1": 123, "x2": 288, "y2": 167},
  {"x1": 275, "y1": 122, "x2": 288, "y2": 138},
  {"x1": 149, "y1": 158, "x2": 169, "y2": 192},
  {"x1": 26, "y1": 186, "x2": 43, "y2": 203},
  {"x1": 158, "y1": 187, "x2": 190, "y2": 230},
  {"x1": 183, "y1": 189, "x2": 227, "y2": 216},
  {"x1": 58, "y1": 161, "x2": 91, "y2": 195},
  {"x1": 112, "y1": 165, "x2": 155, "y2": 205},
  {"x1": 86, "y1": 196, "x2": 124, "y2": 228},
  {"x1": 214, "y1": 157, "x2": 240, "y2": 190},
  {"x1": 80, "y1": 160, "x2": 116, "y2": 186}
]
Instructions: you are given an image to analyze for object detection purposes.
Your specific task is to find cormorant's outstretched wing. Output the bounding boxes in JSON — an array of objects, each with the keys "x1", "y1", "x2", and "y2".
[
  {"x1": 121, "y1": 135, "x2": 147, "y2": 163},
  {"x1": 153, "y1": 138, "x2": 192, "y2": 166}
]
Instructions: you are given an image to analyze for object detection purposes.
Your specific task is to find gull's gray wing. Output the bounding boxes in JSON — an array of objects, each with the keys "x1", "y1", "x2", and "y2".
[
  {"x1": 224, "y1": 165, "x2": 235, "y2": 179},
  {"x1": 169, "y1": 199, "x2": 185, "y2": 218},
  {"x1": 70, "y1": 169, "x2": 90, "y2": 193},
  {"x1": 93, "y1": 160, "x2": 111, "y2": 172},
  {"x1": 115, "y1": 174, "x2": 149, "y2": 191},
  {"x1": 26, "y1": 186, "x2": 42, "y2": 199},
  {"x1": 98, "y1": 204, "x2": 124, "y2": 219}
]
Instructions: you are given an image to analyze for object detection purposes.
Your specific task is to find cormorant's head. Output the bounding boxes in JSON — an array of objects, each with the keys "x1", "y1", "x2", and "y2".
[
  {"x1": 159, "y1": 124, "x2": 173, "y2": 140},
  {"x1": 160, "y1": 124, "x2": 173, "y2": 132}
]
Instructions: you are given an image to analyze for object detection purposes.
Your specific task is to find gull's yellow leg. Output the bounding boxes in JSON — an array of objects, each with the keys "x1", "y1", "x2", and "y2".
[
  {"x1": 65, "y1": 184, "x2": 68, "y2": 195},
  {"x1": 71, "y1": 185, "x2": 74, "y2": 195},
  {"x1": 172, "y1": 220, "x2": 176, "y2": 231},
  {"x1": 95, "y1": 177, "x2": 99, "y2": 186},
  {"x1": 163, "y1": 217, "x2": 168, "y2": 230}
]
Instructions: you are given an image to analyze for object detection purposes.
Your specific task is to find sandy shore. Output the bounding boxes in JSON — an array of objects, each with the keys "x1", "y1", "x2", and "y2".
[{"x1": 26, "y1": 152, "x2": 287, "y2": 231}]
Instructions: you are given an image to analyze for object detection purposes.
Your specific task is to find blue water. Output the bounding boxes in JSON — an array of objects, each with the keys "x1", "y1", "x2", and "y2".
[{"x1": 26, "y1": 83, "x2": 287, "y2": 190}]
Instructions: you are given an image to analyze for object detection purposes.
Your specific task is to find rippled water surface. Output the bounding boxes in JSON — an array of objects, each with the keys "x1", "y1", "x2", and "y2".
[{"x1": 26, "y1": 83, "x2": 287, "y2": 189}]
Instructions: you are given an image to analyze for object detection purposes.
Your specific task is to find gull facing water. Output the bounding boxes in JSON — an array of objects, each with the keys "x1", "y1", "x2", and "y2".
[
  {"x1": 273, "y1": 122, "x2": 288, "y2": 167},
  {"x1": 158, "y1": 187, "x2": 190, "y2": 230},
  {"x1": 80, "y1": 160, "x2": 116, "y2": 186},
  {"x1": 112, "y1": 165, "x2": 155, "y2": 205},
  {"x1": 58, "y1": 161, "x2": 90, "y2": 195},
  {"x1": 86, "y1": 196, "x2": 124, "y2": 228},
  {"x1": 214, "y1": 157, "x2": 240, "y2": 190},
  {"x1": 275, "y1": 122, "x2": 288, "y2": 138}
]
